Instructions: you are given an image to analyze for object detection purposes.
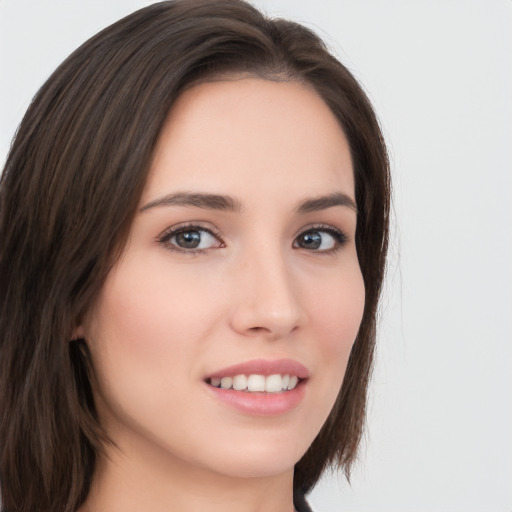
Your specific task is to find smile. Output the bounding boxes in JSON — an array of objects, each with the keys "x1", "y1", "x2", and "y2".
[
  {"x1": 208, "y1": 374, "x2": 300, "y2": 393},
  {"x1": 204, "y1": 359, "x2": 309, "y2": 416}
]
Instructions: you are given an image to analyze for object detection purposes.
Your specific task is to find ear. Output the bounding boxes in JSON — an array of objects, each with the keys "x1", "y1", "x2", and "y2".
[{"x1": 71, "y1": 325, "x2": 85, "y2": 341}]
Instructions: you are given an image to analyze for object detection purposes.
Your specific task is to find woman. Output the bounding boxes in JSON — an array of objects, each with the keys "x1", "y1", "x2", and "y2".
[{"x1": 0, "y1": 1, "x2": 390, "y2": 511}]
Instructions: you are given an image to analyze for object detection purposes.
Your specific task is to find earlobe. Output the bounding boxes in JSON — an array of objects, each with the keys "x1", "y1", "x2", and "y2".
[{"x1": 71, "y1": 325, "x2": 85, "y2": 341}]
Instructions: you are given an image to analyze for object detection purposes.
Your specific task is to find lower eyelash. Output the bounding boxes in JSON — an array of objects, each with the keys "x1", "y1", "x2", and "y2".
[
  {"x1": 156, "y1": 223, "x2": 348, "y2": 255},
  {"x1": 157, "y1": 224, "x2": 223, "y2": 254}
]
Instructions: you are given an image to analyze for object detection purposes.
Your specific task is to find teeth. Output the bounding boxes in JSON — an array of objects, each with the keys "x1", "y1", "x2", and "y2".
[
  {"x1": 247, "y1": 374, "x2": 265, "y2": 392},
  {"x1": 232, "y1": 374, "x2": 247, "y2": 391},
  {"x1": 210, "y1": 374, "x2": 300, "y2": 392},
  {"x1": 265, "y1": 374, "x2": 283, "y2": 392},
  {"x1": 220, "y1": 377, "x2": 232, "y2": 389},
  {"x1": 287, "y1": 375, "x2": 298, "y2": 390}
]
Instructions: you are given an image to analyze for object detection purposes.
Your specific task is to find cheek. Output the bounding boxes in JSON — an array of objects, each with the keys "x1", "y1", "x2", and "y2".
[
  {"x1": 309, "y1": 268, "x2": 365, "y2": 352},
  {"x1": 81, "y1": 257, "x2": 228, "y2": 436},
  {"x1": 291, "y1": 264, "x2": 365, "y2": 450},
  {"x1": 302, "y1": 263, "x2": 365, "y2": 409},
  {"x1": 88, "y1": 257, "x2": 223, "y2": 356}
]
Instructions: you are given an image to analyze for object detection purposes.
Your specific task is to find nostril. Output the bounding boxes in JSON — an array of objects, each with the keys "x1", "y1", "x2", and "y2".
[{"x1": 248, "y1": 326, "x2": 268, "y2": 333}]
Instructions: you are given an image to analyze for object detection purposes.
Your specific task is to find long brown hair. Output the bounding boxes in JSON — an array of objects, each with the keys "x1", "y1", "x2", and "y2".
[{"x1": 0, "y1": 1, "x2": 390, "y2": 510}]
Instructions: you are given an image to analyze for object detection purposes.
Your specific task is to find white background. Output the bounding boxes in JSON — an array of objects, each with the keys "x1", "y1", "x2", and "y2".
[{"x1": 1, "y1": 1, "x2": 511, "y2": 511}]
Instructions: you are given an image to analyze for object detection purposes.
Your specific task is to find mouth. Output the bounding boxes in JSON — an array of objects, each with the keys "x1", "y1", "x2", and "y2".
[
  {"x1": 204, "y1": 359, "x2": 308, "y2": 416},
  {"x1": 207, "y1": 373, "x2": 301, "y2": 393}
]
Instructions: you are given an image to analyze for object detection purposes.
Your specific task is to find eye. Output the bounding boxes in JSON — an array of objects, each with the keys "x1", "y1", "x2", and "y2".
[
  {"x1": 293, "y1": 226, "x2": 348, "y2": 252},
  {"x1": 158, "y1": 224, "x2": 224, "y2": 253}
]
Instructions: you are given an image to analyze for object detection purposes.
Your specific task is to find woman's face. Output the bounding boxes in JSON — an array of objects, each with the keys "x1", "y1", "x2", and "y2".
[{"x1": 79, "y1": 78, "x2": 365, "y2": 482}]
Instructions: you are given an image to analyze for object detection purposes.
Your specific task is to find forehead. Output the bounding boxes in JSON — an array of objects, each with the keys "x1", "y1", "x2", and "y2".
[{"x1": 143, "y1": 78, "x2": 354, "y2": 206}]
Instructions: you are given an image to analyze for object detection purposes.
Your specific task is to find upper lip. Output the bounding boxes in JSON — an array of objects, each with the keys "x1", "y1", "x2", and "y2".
[{"x1": 206, "y1": 358, "x2": 309, "y2": 380}]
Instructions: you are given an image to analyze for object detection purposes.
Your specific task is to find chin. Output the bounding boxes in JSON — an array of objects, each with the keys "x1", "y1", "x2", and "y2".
[
  {"x1": 207, "y1": 452, "x2": 299, "y2": 480},
  {"x1": 190, "y1": 429, "x2": 311, "y2": 480}
]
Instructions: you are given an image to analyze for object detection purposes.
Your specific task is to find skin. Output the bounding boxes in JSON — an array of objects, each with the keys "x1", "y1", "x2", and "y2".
[{"x1": 77, "y1": 78, "x2": 365, "y2": 512}]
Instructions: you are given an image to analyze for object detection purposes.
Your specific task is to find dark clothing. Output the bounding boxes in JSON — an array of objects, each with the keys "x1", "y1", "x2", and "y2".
[{"x1": 294, "y1": 491, "x2": 314, "y2": 512}]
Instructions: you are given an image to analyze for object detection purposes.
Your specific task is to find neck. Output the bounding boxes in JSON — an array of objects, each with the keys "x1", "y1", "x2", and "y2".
[{"x1": 78, "y1": 437, "x2": 296, "y2": 512}]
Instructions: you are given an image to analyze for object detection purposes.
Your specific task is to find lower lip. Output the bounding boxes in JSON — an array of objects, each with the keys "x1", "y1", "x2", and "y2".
[{"x1": 205, "y1": 381, "x2": 306, "y2": 416}]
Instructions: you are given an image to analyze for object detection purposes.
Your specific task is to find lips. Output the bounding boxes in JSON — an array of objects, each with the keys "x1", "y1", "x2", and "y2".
[{"x1": 204, "y1": 358, "x2": 309, "y2": 416}]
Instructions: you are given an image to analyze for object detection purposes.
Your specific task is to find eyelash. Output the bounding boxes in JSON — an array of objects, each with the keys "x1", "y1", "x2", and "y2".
[
  {"x1": 295, "y1": 224, "x2": 349, "y2": 254},
  {"x1": 157, "y1": 223, "x2": 224, "y2": 255},
  {"x1": 157, "y1": 223, "x2": 349, "y2": 255}
]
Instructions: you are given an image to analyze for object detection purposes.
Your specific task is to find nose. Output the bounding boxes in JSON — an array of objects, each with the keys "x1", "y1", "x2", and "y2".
[{"x1": 229, "y1": 246, "x2": 307, "y2": 340}]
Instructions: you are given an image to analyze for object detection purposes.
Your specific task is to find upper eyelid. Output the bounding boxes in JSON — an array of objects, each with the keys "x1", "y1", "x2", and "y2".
[
  {"x1": 295, "y1": 223, "x2": 349, "y2": 239},
  {"x1": 157, "y1": 223, "x2": 225, "y2": 255},
  {"x1": 156, "y1": 222, "x2": 350, "y2": 247},
  {"x1": 157, "y1": 222, "x2": 223, "y2": 242}
]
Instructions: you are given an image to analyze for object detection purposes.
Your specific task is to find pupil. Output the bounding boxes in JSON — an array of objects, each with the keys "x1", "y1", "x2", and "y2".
[
  {"x1": 302, "y1": 232, "x2": 321, "y2": 249},
  {"x1": 176, "y1": 231, "x2": 201, "y2": 248}
]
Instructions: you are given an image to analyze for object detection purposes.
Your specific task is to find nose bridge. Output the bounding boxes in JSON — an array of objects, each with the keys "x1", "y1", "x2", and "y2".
[{"x1": 230, "y1": 239, "x2": 305, "y2": 338}]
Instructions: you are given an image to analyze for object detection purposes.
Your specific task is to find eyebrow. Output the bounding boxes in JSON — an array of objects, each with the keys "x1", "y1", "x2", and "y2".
[
  {"x1": 140, "y1": 192, "x2": 243, "y2": 213},
  {"x1": 140, "y1": 191, "x2": 357, "y2": 214},
  {"x1": 296, "y1": 192, "x2": 357, "y2": 214}
]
